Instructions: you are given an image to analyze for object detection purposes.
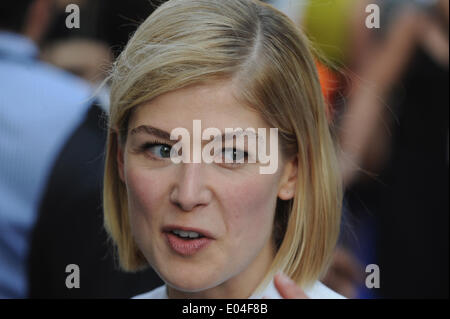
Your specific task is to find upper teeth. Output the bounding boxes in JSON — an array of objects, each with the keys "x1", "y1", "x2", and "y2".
[{"x1": 172, "y1": 230, "x2": 202, "y2": 238}]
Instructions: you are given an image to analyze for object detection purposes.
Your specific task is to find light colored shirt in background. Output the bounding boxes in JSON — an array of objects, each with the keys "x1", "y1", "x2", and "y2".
[{"x1": 0, "y1": 31, "x2": 92, "y2": 298}]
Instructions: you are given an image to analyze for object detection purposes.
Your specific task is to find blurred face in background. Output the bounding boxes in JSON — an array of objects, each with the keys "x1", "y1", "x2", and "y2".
[{"x1": 117, "y1": 80, "x2": 296, "y2": 298}]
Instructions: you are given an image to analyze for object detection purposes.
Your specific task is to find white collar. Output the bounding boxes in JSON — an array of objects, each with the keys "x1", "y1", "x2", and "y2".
[{"x1": 133, "y1": 277, "x2": 345, "y2": 299}]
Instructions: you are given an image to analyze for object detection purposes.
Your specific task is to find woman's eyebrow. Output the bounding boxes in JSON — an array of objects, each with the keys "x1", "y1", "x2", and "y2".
[
  {"x1": 209, "y1": 130, "x2": 259, "y2": 144},
  {"x1": 130, "y1": 125, "x2": 259, "y2": 143},
  {"x1": 129, "y1": 125, "x2": 171, "y2": 140}
]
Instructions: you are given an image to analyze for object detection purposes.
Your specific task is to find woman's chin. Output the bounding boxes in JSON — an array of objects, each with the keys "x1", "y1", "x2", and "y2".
[
  {"x1": 168, "y1": 279, "x2": 211, "y2": 292},
  {"x1": 163, "y1": 273, "x2": 222, "y2": 294},
  {"x1": 154, "y1": 258, "x2": 224, "y2": 291}
]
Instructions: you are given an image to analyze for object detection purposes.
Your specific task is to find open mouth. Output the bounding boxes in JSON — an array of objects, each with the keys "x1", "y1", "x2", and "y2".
[
  {"x1": 162, "y1": 225, "x2": 213, "y2": 256},
  {"x1": 162, "y1": 225, "x2": 213, "y2": 239},
  {"x1": 170, "y1": 229, "x2": 205, "y2": 240}
]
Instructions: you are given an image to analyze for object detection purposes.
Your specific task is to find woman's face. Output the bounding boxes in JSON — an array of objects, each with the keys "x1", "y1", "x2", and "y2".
[{"x1": 118, "y1": 80, "x2": 297, "y2": 298}]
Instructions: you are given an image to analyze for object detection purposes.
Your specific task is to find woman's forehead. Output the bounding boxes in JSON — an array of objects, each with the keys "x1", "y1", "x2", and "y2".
[{"x1": 128, "y1": 81, "x2": 269, "y2": 132}]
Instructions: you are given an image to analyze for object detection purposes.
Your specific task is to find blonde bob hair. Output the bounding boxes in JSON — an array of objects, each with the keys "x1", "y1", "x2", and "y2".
[{"x1": 103, "y1": 0, "x2": 342, "y2": 290}]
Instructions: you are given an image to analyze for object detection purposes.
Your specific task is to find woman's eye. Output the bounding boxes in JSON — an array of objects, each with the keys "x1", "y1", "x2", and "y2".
[
  {"x1": 222, "y1": 148, "x2": 247, "y2": 163},
  {"x1": 144, "y1": 143, "x2": 172, "y2": 159}
]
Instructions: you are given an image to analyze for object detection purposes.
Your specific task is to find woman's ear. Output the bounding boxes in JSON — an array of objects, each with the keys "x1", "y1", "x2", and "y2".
[
  {"x1": 116, "y1": 131, "x2": 125, "y2": 183},
  {"x1": 278, "y1": 156, "x2": 298, "y2": 200}
]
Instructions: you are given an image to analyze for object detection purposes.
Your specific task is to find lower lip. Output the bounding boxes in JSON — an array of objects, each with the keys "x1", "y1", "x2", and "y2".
[{"x1": 165, "y1": 232, "x2": 212, "y2": 256}]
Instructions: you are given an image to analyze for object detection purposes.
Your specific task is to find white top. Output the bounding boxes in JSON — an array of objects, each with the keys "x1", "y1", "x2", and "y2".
[{"x1": 133, "y1": 278, "x2": 345, "y2": 299}]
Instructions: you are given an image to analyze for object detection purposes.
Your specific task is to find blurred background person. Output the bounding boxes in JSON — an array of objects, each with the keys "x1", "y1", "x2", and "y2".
[
  {"x1": 28, "y1": 36, "x2": 162, "y2": 298},
  {"x1": 40, "y1": 38, "x2": 113, "y2": 111},
  {"x1": 338, "y1": 0, "x2": 448, "y2": 298},
  {"x1": 271, "y1": 0, "x2": 448, "y2": 298},
  {"x1": 25, "y1": 1, "x2": 163, "y2": 298},
  {"x1": 0, "y1": 0, "x2": 92, "y2": 298},
  {"x1": 1, "y1": 0, "x2": 162, "y2": 298}
]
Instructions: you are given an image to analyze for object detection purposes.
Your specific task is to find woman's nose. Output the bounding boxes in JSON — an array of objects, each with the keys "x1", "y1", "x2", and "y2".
[{"x1": 169, "y1": 163, "x2": 212, "y2": 212}]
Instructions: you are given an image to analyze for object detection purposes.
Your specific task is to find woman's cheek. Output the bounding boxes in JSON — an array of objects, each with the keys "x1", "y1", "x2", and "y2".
[
  {"x1": 221, "y1": 174, "x2": 279, "y2": 242},
  {"x1": 125, "y1": 163, "x2": 166, "y2": 222}
]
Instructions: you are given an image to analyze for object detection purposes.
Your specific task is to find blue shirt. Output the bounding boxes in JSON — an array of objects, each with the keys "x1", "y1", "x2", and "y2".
[{"x1": 0, "y1": 31, "x2": 92, "y2": 298}]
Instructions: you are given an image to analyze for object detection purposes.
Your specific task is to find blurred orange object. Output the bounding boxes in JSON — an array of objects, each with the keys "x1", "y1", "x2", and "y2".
[{"x1": 316, "y1": 60, "x2": 339, "y2": 123}]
